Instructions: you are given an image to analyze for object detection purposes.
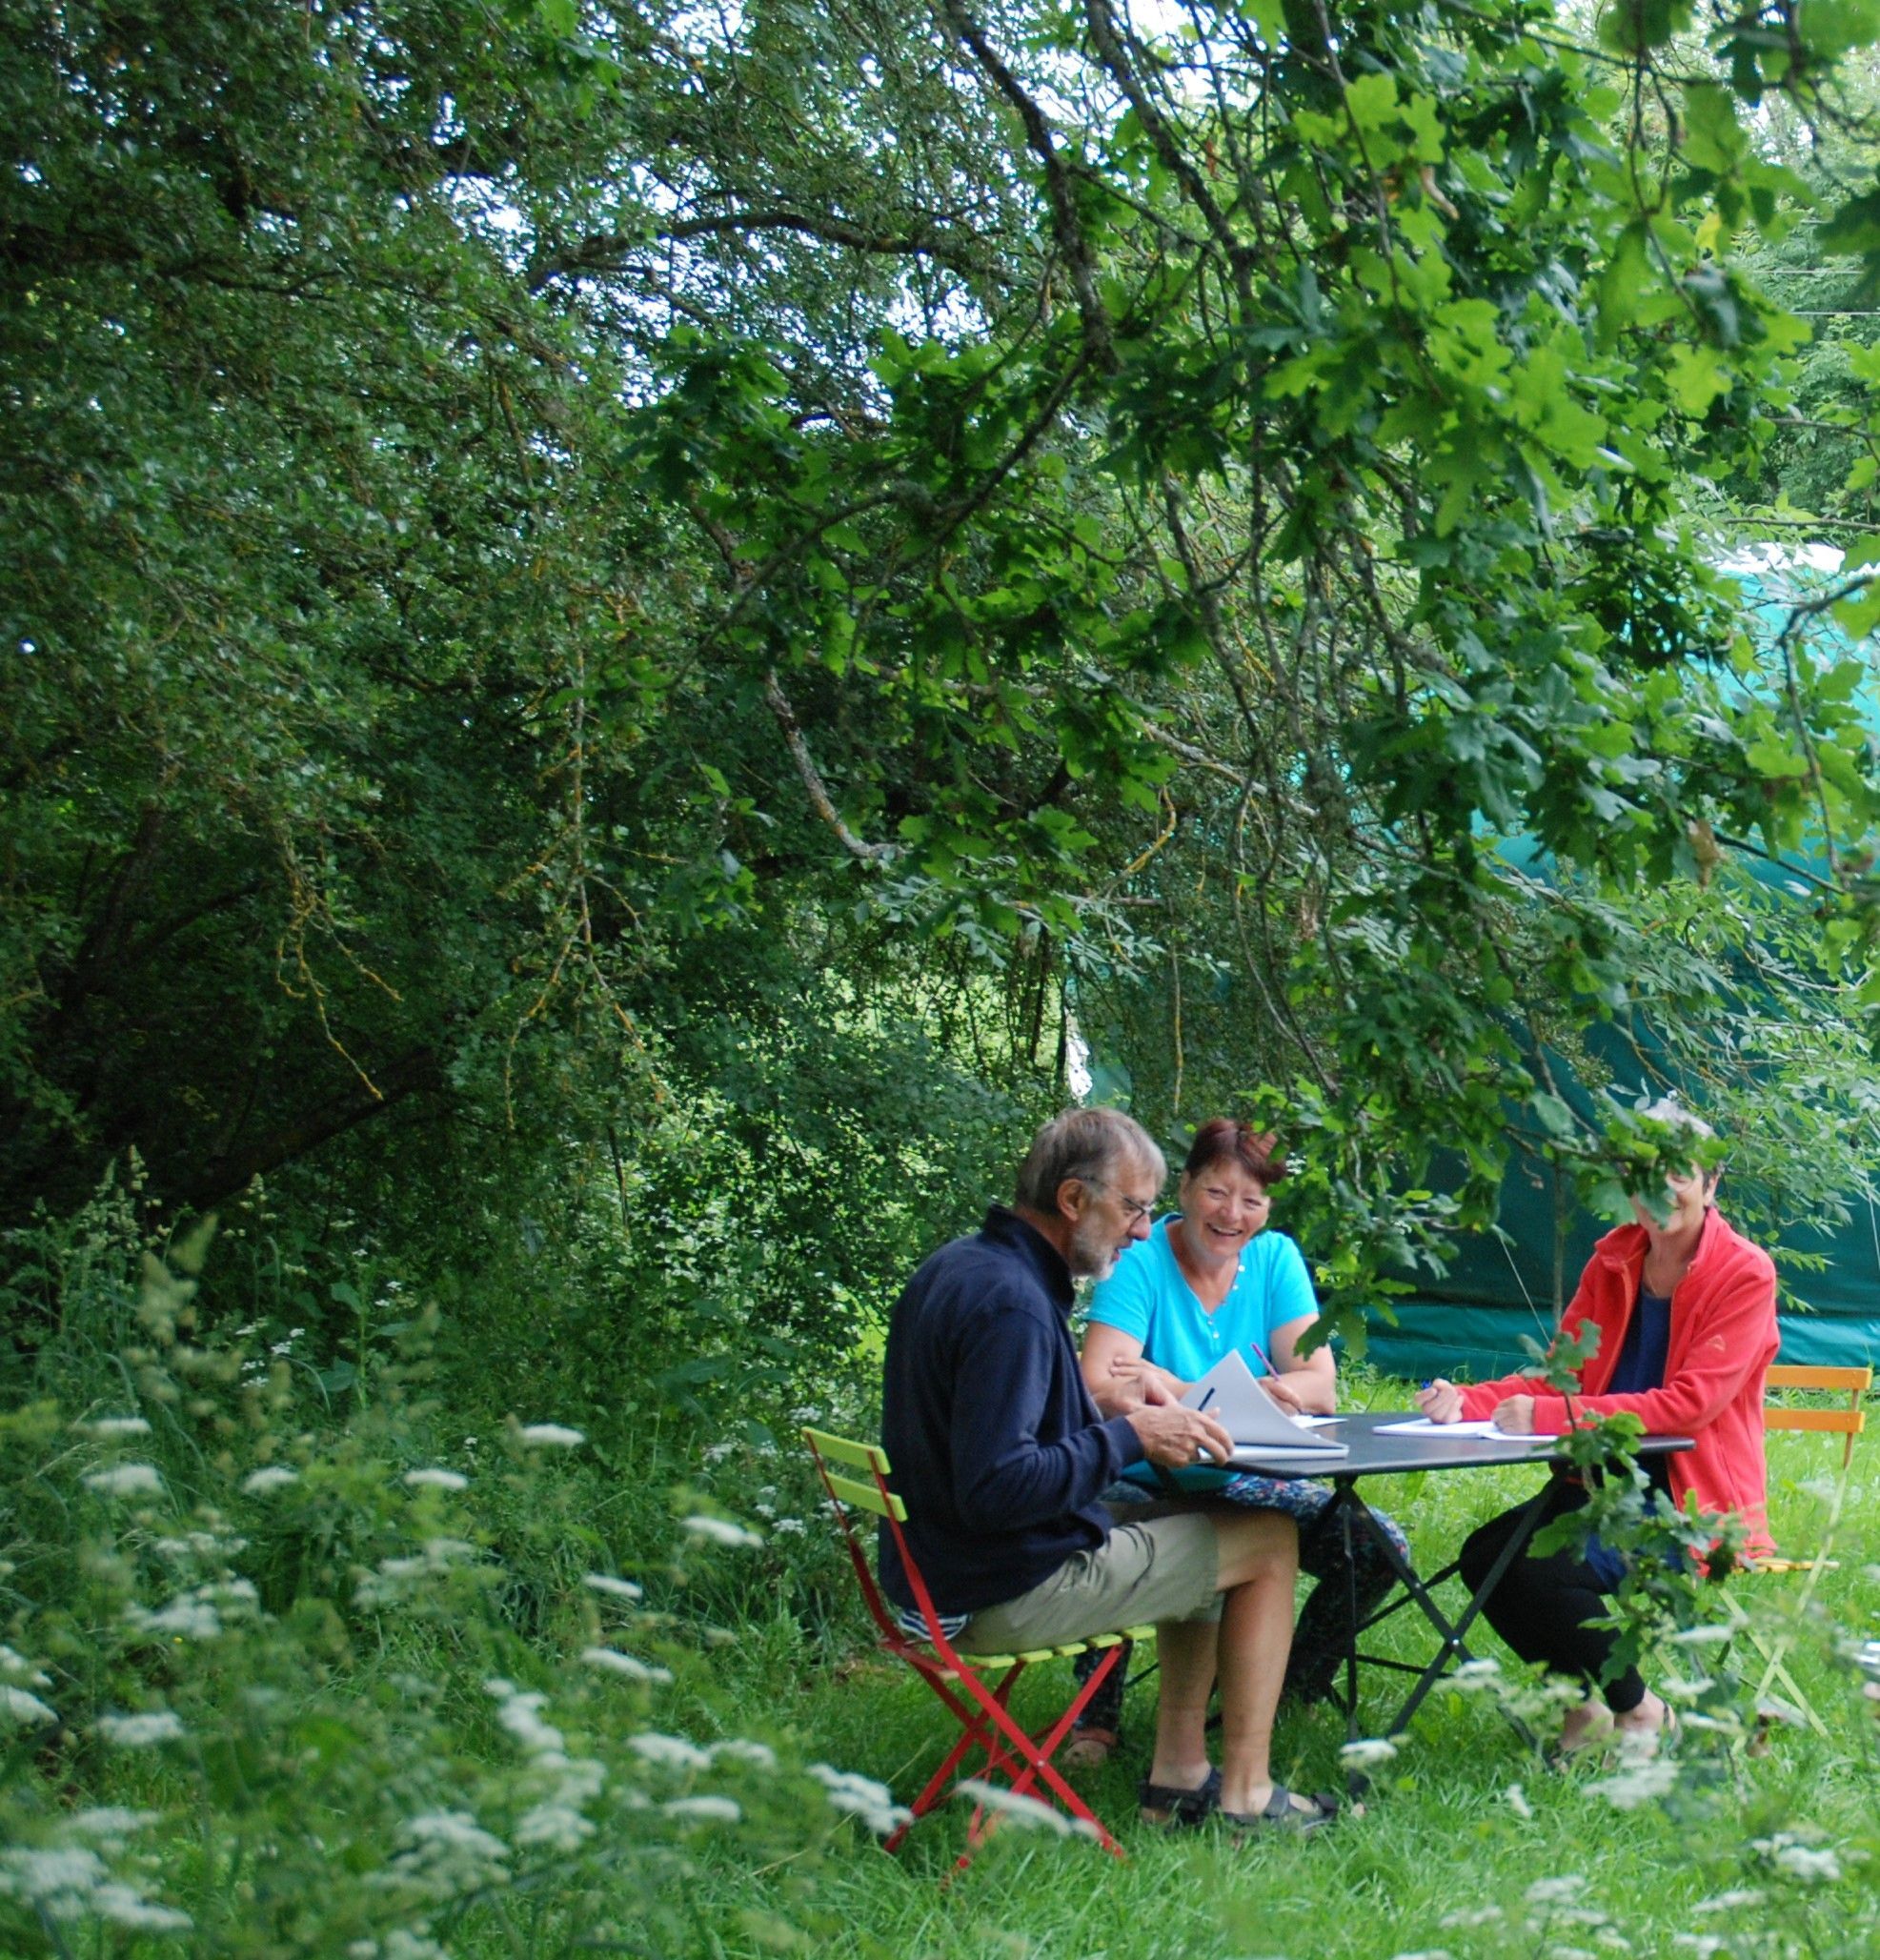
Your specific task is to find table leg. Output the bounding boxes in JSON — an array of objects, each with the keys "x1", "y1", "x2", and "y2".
[{"x1": 1384, "y1": 1477, "x2": 1555, "y2": 1737}]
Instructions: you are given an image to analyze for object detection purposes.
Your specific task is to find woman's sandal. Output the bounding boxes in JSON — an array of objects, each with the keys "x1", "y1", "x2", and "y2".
[
  {"x1": 1062, "y1": 1725, "x2": 1120, "y2": 1770},
  {"x1": 1219, "y1": 1785, "x2": 1339, "y2": 1833},
  {"x1": 1137, "y1": 1766, "x2": 1223, "y2": 1827}
]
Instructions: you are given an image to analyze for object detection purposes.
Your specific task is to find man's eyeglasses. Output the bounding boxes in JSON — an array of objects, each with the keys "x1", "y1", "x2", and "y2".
[{"x1": 1086, "y1": 1178, "x2": 1154, "y2": 1225}]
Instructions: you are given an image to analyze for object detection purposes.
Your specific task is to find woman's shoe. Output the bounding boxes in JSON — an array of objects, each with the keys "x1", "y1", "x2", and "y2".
[
  {"x1": 1137, "y1": 1766, "x2": 1222, "y2": 1827},
  {"x1": 1061, "y1": 1725, "x2": 1119, "y2": 1769},
  {"x1": 1218, "y1": 1785, "x2": 1338, "y2": 1834}
]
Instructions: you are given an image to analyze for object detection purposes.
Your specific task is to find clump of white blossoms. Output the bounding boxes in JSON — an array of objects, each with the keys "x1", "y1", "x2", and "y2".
[
  {"x1": 807, "y1": 1763, "x2": 912, "y2": 1837},
  {"x1": 484, "y1": 1678, "x2": 607, "y2": 1855},
  {"x1": 515, "y1": 1423, "x2": 585, "y2": 1449},
  {"x1": 242, "y1": 1465, "x2": 299, "y2": 1494},
  {"x1": 583, "y1": 1572, "x2": 642, "y2": 1602},
  {"x1": 375, "y1": 1811, "x2": 511, "y2": 1904},
  {"x1": 664, "y1": 1795, "x2": 741, "y2": 1825},
  {"x1": 1339, "y1": 1736, "x2": 1398, "y2": 1768},
  {"x1": 83, "y1": 1416, "x2": 152, "y2": 1438},
  {"x1": 403, "y1": 1467, "x2": 468, "y2": 1492},
  {"x1": 0, "y1": 1644, "x2": 51, "y2": 1687},
  {"x1": 580, "y1": 1647, "x2": 673, "y2": 1685},
  {"x1": 2, "y1": 1684, "x2": 57, "y2": 1728},
  {"x1": 630, "y1": 1731, "x2": 712, "y2": 1773},
  {"x1": 953, "y1": 1779, "x2": 1097, "y2": 1839},
  {"x1": 82, "y1": 1464, "x2": 163, "y2": 1498},
  {"x1": 1587, "y1": 1755, "x2": 1679, "y2": 1811},
  {"x1": 355, "y1": 1538, "x2": 481, "y2": 1606},
  {"x1": 0, "y1": 1846, "x2": 191, "y2": 1933},
  {"x1": 681, "y1": 1515, "x2": 763, "y2": 1549},
  {"x1": 96, "y1": 1710, "x2": 186, "y2": 1748},
  {"x1": 1753, "y1": 1834, "x2": 1843, "y2": 1884}
]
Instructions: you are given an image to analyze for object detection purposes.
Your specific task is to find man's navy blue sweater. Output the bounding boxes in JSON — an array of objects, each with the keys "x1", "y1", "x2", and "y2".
[{"x1": 879, "y1": 1207, "x2": 1145, "y2": 1618}]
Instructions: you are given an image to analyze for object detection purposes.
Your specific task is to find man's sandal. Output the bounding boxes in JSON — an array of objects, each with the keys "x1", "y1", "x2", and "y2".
[
  {"x1": 1137, "y1": 1766, "x2": 1222, "y2": 1827},
  {"x1": 1219, "y1": 1785, "x2": 1338, "y2": 1833}
]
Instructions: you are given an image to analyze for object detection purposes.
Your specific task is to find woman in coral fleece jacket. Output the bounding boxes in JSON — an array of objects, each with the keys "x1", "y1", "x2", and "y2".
[{"x1": 1417, "y1": 1130, "x2": 1777, "y2": 1755}]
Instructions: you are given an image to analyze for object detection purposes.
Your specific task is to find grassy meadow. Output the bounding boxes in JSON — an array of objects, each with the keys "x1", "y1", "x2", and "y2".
[{"x1": 2, "y1": 1219, "x2": 1875, "y2": 1959}]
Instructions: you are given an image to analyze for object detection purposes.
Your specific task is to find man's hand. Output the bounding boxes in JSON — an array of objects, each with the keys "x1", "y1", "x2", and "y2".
[
  {"x1": 1126, "y1": 1403, "x2": 1234, "y2": 1468},
  {"x1": 1414, "y1": 1378, "x2": 1465, "y2": 1424},
  {"x1": 1492, "y1": 1395, "x2": 1536, "y2": 1435},
  {"x1": 1103, "y1": 1353, "x2": 1183, "y2": 1410}
]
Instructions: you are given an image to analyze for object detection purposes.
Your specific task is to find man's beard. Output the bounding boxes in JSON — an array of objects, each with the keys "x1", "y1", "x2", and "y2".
[{"x1": 1066, "y1": 1216, "x2": 1124, "y2": 1283}]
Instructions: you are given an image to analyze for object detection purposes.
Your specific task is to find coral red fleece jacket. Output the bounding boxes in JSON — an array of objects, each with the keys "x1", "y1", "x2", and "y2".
[{"x1": 1458, "y1": 1207, "x2": 1779, "y2": 1559}]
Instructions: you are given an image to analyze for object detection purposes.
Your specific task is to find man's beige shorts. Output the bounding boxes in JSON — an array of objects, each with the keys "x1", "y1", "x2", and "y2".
[{"x1": 953, "y1": 1513, "x2": 1222, "y2": 1654}]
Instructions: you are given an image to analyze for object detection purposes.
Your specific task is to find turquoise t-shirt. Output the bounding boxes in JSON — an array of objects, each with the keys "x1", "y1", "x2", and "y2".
[{"x1": 1086, "y1": 1216, "x2": 1319, "y2": 1386}]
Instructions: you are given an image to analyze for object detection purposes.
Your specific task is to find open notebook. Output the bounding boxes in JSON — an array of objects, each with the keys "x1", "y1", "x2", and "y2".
[{"x1": 1182, "y1": 1349, "x2": 1348, "y2": 1465}]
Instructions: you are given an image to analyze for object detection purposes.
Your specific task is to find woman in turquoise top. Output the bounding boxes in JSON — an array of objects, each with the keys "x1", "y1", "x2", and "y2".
[{"x1": 1065, "y1": 1119, "x2": 1407, "y2": 1766}]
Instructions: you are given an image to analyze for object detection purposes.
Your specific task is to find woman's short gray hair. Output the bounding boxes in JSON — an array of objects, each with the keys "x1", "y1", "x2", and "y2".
[
  {"x1": 1637, "y1": 1097, "x2": 1717, "y2": 1142},
  {"x1": 1014, "y1": 1107, "x2": 1165, "y2": 1212}
]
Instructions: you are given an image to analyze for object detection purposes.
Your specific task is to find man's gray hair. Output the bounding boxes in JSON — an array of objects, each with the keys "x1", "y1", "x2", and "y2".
[{"x1": 1014, "y1": 1107, "x2": 1165, "y2": 1213}]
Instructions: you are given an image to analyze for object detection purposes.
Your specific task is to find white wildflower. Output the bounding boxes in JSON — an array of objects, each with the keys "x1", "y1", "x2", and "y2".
[
  {"x1": 954, "y1": 1778, "x2": 1096, "y2": 1838},
  {"x1": 771, "y1": 1517, "x2": 807, "y2": 1536},
  {"x1": 790, "y1": 1405, "x2": 821, "y2": 1424},
  {"x1": 515, "y1": 1803, "x2": 596, "y2": 1851},
  {"x1": 96, "y1": 1710, "x2": 185, "y2": 1747},
  {"x1": 494, "y1": 1691, "x2": 563, "y2": 1758},
  {"x1": 515, "y1": 1424, "x2": 585, "y2": 1448},
  {"x1": 1692, "y1": 1889, "x2": 1764, "y2": 1914},
  {"x1": 664, "y1": 1795, "x2": 742, "y2": 1824},
  {"x1": 67, "y1": 1809, "x2": 155, "y2": 1846},
  {"x1": 583, "y1": 1572, "x2": 642, "y2": 1602},
  {"x1": 808, "y1": 1762, "x2": 913, "y2": 1836},
  {"x1": 710, "y1": 1739, "x2": 777, "y2": 1770},
  {"x1": 1387, "y1": 1950, "x2": 1453, "y2": 1960},
  {"x1": 242, "y1": 1466, "x2": 299, "y2": 1494},
  {"x1": 702, "y1": 1441, "x2": 739, "y2": 1464},
  {"x1": 404, "y1": 1467, "x2": 468, "y2": 1491},
  {"x1": 355, "y1": 1538, "x2": 479, "y2": 1606},
  {"x1": 0, "y1": 1646, "x2": 50, "y2": 1687},
  {"x1": 1505, "y1": 1783, "x2": 1534, "y2": 1820},
  {"x1": 1526, "y1": 1875, "x2": 1587, "y2": 1907},
  {"x1": 82, "y1": 1464, "x2": 162, "y2": 1498},
  {"x1": 1772, "y1": 1844, "x2": 1842, "y2": 1883},
  {"x1": 1672, "y1": 1938, "x2": 1724, "y2": 1958},
  {"x1": 379, "y1": 1809, "x2": 511, "y2": 1902},
  {"x1": 580, "y1": 1647, "x2": 672, "y2": 1685},
  {"x1": 92, "y1": 1885, "x2": 192, "y2": 1931},
  {"x1": 84, "y1": 1417, "x2": 152, "y2": 1438},
  {"x1": 0, "y1": 1845, "x2": 109, "y2": 1917},
  {"x1": 1339, "y1": 1736, "x2": 1398, "y2": 1768},
  {"x1": 131, "y1": 1596, "x2": 222, "y2": 1641},
  {"x1": 680, "y1": 1514, "x2": 763, "y2": 1548},
  {"x1": 1439, "y1": 1907, "x2": 1504, "y2": 1930},
  {"x1": 1666, "y1": 1625, "x2": 1733, "y2": 1647},
  {"x1": 1452, "y1": 1657, "x2": 1502, "y2": 1687},
  {"x1": 153, "y1": 1530, "x2": 248, "y2": 1560},
  {"x1": 0, "y1": 1686, "x2": 57, "y2": 1728},
  {"x1": 630, "y1": 1731, "x2": 712, "y2": 1772},
  {"x1": 1588, "y1": 1755, "x2": 1679, "y2": 1809}
]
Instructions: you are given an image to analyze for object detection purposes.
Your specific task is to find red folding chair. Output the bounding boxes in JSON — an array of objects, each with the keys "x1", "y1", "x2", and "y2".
[{"x1": 802, "y1": 1426, "x2": 1150, "y2": 1868}]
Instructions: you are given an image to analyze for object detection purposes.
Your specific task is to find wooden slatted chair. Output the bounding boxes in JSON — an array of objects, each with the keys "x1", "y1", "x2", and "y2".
[
  {"x1": 1733, "y1": 1363, "x2": 1871, "y2": 1740},
  {"x1": 801, "y1": 1426, "x2": 1151, "y2": 1868}
]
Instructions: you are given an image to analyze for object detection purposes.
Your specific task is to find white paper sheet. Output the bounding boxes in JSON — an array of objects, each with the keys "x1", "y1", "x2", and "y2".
[{"x1": 1374, "y1": 1417, "x2": 1552, "y2": 1443}]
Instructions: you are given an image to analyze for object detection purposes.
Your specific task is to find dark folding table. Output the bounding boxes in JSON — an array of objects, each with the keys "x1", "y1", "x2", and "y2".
[{"x1": 1227, "y1": 1411, "x2": 1694, "y2": 1744}]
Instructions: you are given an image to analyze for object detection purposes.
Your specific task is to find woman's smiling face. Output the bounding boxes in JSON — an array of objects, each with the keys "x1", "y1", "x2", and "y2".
[{"x1": 1179, "y1": 1158, "x2": 1272, "y2": 1262}]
